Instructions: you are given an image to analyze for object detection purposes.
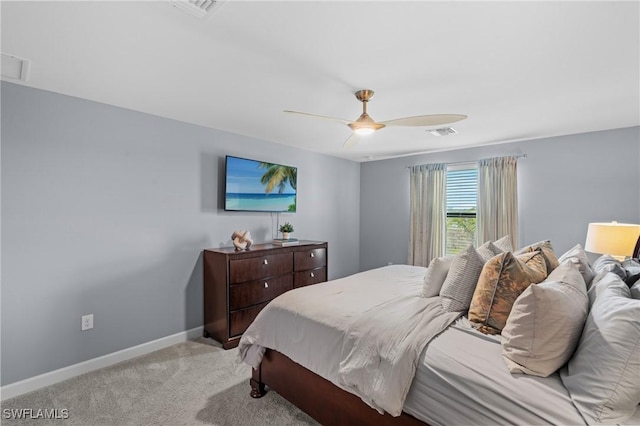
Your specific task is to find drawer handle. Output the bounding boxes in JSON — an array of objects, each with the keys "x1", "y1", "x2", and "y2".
[
  {"x1": 263, "y1": 259, "x2": 268, "y2": 265},
  {"x1": 264, "y1": 282, "x2": 269, "y2": 288},
  {"x1": 310, "y1": 252, "x2": 315, "y2": 258},
  {"x1": 310, "y1": 272, "x2": 315, "y2": 278}
]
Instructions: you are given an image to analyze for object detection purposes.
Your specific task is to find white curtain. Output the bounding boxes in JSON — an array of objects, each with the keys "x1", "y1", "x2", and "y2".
[
  {"x1": 408, "y1": 163, "x2": 446, "y2": 267},
  {"x1": 477, "y1": 156, "x2": 519, "y2": 248}
]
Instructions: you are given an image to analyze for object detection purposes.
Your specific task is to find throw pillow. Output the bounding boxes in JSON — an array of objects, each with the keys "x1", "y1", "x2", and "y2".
[
  {"x1": 439, "y1": 244, "x2": 485, "y2": 312},
  {"x1": 557, "y1": 244, "x2": 595, "y2": 287},
  {"x1": 630, "y1": 280, "x2": 640, "y2": 299},
  {"x1": 515, "y1": 240, "x2": 559, "y2": 273},
  {"x1": 592, "y1": 254, "x2": 626, "y2": 280},
  {"x1": 468, "y1": 250, "x2": 547, "y2": 334},
  {"x1": 560, "y1": 273, "x2": 640, "y2": 424},
  {"x1": 587, "y1": 271, "x2": 621, "y2": 307},
  {"x1": 501, "y1": 261, "x2": 588, "y2": 377},
  {"x1": 622, "y1": 258, "x2": 640, "y2": 286},
  {"x1": 422, "y1": 255, "x2": 454, "y2": 298},
  {"x1": 476, "y1": 241, "x2": 502, "y2": 262},
  {"x1": 493, "y1": 235, "x2": 514, "y2": 253}
]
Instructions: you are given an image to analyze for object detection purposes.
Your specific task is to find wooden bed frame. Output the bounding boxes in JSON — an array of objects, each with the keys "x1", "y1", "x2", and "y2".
[{"x1": 249, "y1": 348, "x2": 427, "y2": 426}]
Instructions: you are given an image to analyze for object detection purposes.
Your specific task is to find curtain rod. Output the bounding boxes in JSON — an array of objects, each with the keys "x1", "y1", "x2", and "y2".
[{"x1": 408, "y1": 153, "x2": 527, "y2": 169}]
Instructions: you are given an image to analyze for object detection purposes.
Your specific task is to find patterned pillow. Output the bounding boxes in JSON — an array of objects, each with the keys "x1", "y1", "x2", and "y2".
[
  {"x1": 558, "y1": 244, "x2": 595, "y2": 287},
  {"x1": 494, "y1": 235, "x2": 514, "y2": 253},
  {"x1": 476, "y1": 241, "x2": 502, "y2": 262},
  {"x1": 422, "y1": 255, "x2": 455, "y2": 298},
  {"x1": 440, "y1": 244, "x2": 485, "y2": 312},
  {"x1": 468, "y1": 250, "x2": 547, "y2": 334},
  {"x1": 516, "y1": 240, "x2": 559, "y2": 273},
  {"x1": 501, "y1": 261, "x2": 588, "y2": 377}
]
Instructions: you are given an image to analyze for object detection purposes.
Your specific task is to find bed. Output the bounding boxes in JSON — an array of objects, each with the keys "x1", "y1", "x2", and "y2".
[{"x1": 238, "y1": 247, "x2": 640, "y2": 425}]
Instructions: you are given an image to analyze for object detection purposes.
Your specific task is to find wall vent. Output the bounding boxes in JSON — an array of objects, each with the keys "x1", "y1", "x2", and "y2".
[
  {"x1": 1, "y1": 53, "x2": 30, "y2": 82},
  {"x1": 427, "y1": 127, "x2": 458, "y2": 136},
  {"x1": 170, "y1": 0, "x2": 224, "y2": 18}
]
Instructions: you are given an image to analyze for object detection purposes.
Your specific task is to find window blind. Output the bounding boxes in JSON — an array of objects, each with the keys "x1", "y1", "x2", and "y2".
[
  {"x1": 446, "y1": 167, "x2": 478, "y2": 254},
  {"x1": 446, "y1": 168, "x2": 478, "y2": 214}
]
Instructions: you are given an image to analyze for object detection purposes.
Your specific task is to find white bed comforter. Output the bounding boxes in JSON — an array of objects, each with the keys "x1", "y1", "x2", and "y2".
[{"x1": 238, "y1": 265, "x2": 461, "y2": 416}]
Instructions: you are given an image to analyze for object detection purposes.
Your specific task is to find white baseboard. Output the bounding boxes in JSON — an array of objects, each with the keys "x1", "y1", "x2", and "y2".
[{"x1": 0, "y1": 326, "x2": 204, "y2": 401}]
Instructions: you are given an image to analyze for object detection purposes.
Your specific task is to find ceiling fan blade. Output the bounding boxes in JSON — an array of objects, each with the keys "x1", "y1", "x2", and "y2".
[
  {"x1": 381, "y1": 114, "x2": 467, "y2": 127},
  {"x1": 284, "y1": 110, "x2": 351, "y2": 125},
  {"x1": 343, "y1": 133, "x2": 360, "y2": 148}
]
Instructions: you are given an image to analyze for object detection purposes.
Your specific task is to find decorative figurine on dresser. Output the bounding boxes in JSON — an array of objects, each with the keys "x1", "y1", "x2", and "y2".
[{"x1": 203, "y1": 241, "x2": 328, "y2": 349}]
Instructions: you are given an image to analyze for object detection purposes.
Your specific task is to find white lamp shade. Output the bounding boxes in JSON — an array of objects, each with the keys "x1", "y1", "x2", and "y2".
[{"x1": 585, "y1": 222, "x2": 640, "y2": 257}]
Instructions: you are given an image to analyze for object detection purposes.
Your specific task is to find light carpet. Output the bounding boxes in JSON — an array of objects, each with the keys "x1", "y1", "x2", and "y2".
[{"x1": 1, "y1": 338, "x2": 318, "y2": 426}]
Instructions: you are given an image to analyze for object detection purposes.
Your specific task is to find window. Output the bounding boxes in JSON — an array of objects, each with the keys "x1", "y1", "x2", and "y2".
[{"x1": 445, "y1": 165, "x2": 478, "y2": 255}]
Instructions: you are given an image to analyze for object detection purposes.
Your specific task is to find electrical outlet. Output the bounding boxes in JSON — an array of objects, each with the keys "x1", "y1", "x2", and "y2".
[{"x1": 81, "y1": 314, "x2": 94, "y2": 331}]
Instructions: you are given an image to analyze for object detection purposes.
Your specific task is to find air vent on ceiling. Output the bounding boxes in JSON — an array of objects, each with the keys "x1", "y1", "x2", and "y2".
[
  {"x1": 427, "y1": 127, "x2": 458, "y2": 136},
  {"x1": 170, "y1": 0, "x2": 223, "y2": 18},
  {"x1": 1, "y1": 53, "x2": 30, "y2": 82}
]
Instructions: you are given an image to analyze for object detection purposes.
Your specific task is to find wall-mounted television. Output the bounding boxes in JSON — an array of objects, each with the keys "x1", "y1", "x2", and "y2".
[{"x1": 225, "y1": 156, "x2": 297, "y2": 212}]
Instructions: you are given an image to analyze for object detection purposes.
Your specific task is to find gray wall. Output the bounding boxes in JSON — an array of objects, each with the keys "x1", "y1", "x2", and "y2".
[
  {"x1": 1, "y1": 82, "x2": 361, "y2": 385},
  {"x1": 360, "y1": 127, "x2": 640, "y2": 271}
]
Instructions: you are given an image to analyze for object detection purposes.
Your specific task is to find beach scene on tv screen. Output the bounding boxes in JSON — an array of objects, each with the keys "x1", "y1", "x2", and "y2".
[{"x1": 226, "y1": 157, "x2": 297, "y2": 212}]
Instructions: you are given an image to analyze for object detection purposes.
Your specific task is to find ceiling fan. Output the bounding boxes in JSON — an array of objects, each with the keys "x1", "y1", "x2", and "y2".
[{"x1": 284, "y1": 89, "x2": 467, "y2": 148}]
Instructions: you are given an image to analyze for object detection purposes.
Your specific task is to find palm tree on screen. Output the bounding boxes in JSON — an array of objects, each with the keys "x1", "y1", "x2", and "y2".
[
  {"x1": 258, "y1": 163, "x2": 297, "y2": 211},
  {"x1": 258, "y1": 163, "x2": 297, "y2": 192}
]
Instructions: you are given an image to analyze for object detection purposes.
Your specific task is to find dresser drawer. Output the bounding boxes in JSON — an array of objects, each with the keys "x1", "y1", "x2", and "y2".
[
  {"x1": 294, "y1": 267, "x2": 327, "y2": 288},
  {"x1": 229, "y1": 274, "x2": 293, "y2": 310},
  {"x1": 229, "y1": 302, "x2": 269, "y2": 337},
  {"x1": 294, "y1": 248, "x2": 327, "y2": 271},
  {"x1": 230, "y1": 253, "x2": 293, "y2": 284}
]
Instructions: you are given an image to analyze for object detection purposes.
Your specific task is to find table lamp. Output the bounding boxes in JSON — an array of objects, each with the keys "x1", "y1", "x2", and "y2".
[{"x1": 584, "y1": 221, "x2": 640, "y2": 261}]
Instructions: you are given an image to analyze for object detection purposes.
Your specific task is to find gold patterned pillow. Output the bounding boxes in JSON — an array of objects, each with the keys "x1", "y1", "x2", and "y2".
[
  {"x1": 515, "y1": 240, "x2": 559, "y2": 273},
  {"x1": 469, "y1": 250, "x2": 548, "y2": 334}
]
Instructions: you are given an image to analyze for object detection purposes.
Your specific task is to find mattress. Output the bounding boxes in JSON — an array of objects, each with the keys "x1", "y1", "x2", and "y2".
[{"x1": 404, "y1": 317, "x2": 587, "y2": 425}]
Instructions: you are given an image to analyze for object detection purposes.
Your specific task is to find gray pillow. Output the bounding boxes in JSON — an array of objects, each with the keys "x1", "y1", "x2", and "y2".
[
  {"x1": 493, "y1": 235, "x2": 514, "y2": 253},
  {"x1": 558, "y1": 244, "x2": 595, "y2": 287},
  {"x1": 592, "y1": 254, "x2": 626, "y2": 280},
  {"x1": 476, "y1": 240, "x2": 502, "y2": 262},
  {"x1": 422, "y1": 255, "x2": 454, "y2": 298},
  {"x1": 502, "y1": 261, "x2": 588, "y2": 377},
  {"x1": 560, "y1": 273, "x2": 640, "y2": 424},
  {"x1": 440, "y1": 244, "x2": 485, "y2": 312}
]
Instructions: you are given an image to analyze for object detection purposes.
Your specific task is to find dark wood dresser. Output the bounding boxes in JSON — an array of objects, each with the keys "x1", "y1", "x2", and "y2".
[{"x1": 203, "y1": 241, "x2": 328, "y2": 349}]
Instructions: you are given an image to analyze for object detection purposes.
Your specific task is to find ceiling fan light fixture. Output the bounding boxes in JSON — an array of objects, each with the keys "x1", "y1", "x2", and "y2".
[
  {"x1": 348, "y1": 115, "x2": 385, "y2": 136},
  {"x1": 353, "y1": 127, "x2": 376, "y2": 136}
]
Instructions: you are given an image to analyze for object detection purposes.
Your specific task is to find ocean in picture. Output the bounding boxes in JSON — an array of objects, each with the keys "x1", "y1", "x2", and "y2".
[{"x1": 226, "y1": 193, "x2": 296, "y2": 212}]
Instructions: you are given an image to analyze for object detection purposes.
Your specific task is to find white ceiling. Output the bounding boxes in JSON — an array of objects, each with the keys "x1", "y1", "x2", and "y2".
[{"x1": 2, "y1": 1, "x2": 639, "y2": 162}]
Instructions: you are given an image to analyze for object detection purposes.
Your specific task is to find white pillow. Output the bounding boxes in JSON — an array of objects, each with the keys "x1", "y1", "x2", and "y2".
[
  {"x1": 501, "y1": 261, "x2": 588, "y2": 377},
  {"x1": 493, "y1": 235, "x2": 514, "y2": 252},
  {"x1": 560, "y1": 273, "x2": 640, "y2": 424},
  {"x1": 422, "y1": 255, "x2": 454, "y2": 297},
  {"x1": 440, "y1": 244, "x2": 485, "y2": 312},
  {"x1": 557, "y1": 244, "x2": 595, "y2": 287}
]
